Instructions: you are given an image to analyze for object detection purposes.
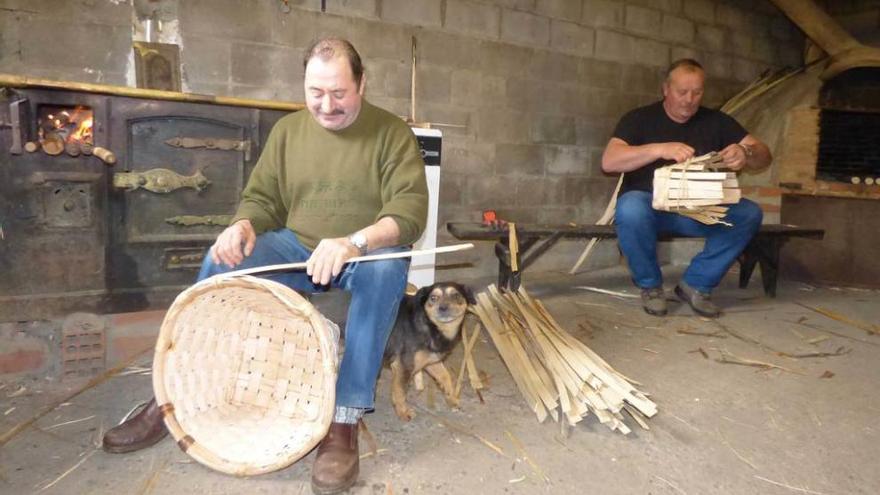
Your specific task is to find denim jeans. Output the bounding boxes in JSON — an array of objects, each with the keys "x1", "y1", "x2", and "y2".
[
  {"x1": 614, "y1": 190, "x2": 763, "y2": 293},
  {"x1": 197, "y1": 228, "x2": 409, "y2": 410}
]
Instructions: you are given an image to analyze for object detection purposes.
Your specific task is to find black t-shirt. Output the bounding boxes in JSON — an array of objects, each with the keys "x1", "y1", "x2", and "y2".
[{"x1": 612, "y1": 101, "x2": 748, "y2": 193}]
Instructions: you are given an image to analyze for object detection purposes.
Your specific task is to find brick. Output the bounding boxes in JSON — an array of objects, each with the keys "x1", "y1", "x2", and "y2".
[
  {"x1": 631, "y1": 37, "x2": 670, "y2": 68},
  {"x1": 581, "y1": 0, "x2": 623, "y2": 28},
  {"x1": 445, "y1": 0, "x2": 501, "y2": 39},
  {"x1": 381, "y1": 0, "x2": 442, "y2": 27},
  {"x1": 550, "y1": 20, "x2": 595, "y2": 57},
  {"x1": 661, "y1": 14, "x2": 694, "y2": 44},
  {"x1": 578, "y1": 58, "x2": 622, "y2": 90},
  {"x1": 181, "y1": 36, "x2": 231, "y2": 84},
  {"x1": 495, "y1": 144, "x2": 545, "y2": 175},
  {"x1": 500, "y1": 8, "x2": 550, "y2": 47},
  {"x1": 695, "y1": 24, "x2": 725, "y2": 53},
  {"x1": 682, "y1": 0, "x2": 714, "y2": 24},
  {"x1": 594, "y1": 29, "x2": 632, "y2": 63},
  {"x1": 180, "y1": 0, "x2": 274, "y2": 43},
  {"x1": 0, "y1": 349, "x2": 45, "y2": 375},
  {"x1": 624, "y1": 5, "x2": 661, "y2": 37},
  {"x1": 531, "y1": 115, "x2": 577, "y2": 145},
  {"x1": 231, "y1": 42, "x2": 302, "y2": 87},
  {"x1": 545, "y1": 145, "x2": 591, "y2": 175},
  {"x1": 535, "y1": 0, "x2": 582, "y2": 20},
  {"x1": 626, "y1": 0, "x2": 681, "y2": 14}
]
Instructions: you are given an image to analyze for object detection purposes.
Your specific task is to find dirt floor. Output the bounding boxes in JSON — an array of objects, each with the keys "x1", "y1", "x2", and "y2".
[{"x1": 2, "y1": 264, "x2": 879, "y2": 494}]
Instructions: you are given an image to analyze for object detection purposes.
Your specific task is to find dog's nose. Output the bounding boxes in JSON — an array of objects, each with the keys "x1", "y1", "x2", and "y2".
[{"x1": 439, "y1": 304, "x2": 449, "y2": 312}]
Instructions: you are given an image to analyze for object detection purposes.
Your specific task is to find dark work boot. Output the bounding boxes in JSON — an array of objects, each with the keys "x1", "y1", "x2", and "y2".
[
  {"x1": 640, "y1": 287, "x2": 668, "y2": 316},
  {"x1": 311, "y1": 422, "x2": 359, "y2": 494},
  {"x1": 675, "y1": 280, "x2": 721, "y2": 318},
  {"x1": 102, "y1": 398, "x2": 168, "y2": 453}
]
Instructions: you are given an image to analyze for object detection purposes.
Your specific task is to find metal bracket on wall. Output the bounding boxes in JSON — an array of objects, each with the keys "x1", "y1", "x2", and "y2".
[
  {"x1": 165, "y1": 136, "x2": 251, "y2": 161},
  {"x1": 112, "y1": 168, "x2": 210, "y2": 193},
  {"x1": 8, "y1": 98, "x2": 29, "y2": 155}
]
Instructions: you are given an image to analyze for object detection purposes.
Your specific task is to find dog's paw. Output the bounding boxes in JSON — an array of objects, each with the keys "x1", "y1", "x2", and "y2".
[{"x1": 395, "y1": 405, "x2": 416, "y2": 422}]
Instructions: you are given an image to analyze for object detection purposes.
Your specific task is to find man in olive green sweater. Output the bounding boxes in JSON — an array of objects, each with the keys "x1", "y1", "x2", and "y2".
[{"x1": 103, "y1": 38, "x2": 428, "y2": 494}]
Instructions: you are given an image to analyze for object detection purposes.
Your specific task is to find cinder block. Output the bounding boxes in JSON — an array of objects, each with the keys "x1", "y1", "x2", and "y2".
[
  {"x1": 575, "y1": 118, "x2": 615, "y2": 149},
  {"x1": 345, "y1": 18, "x2": 413, "y2": 62},
  {"x1": 465, "y1": 175, "x2": 518, "y2": 208},
  {"x1": 732, "y1": 57, "x2": 764, "y2": 83},
  {"x1": 550, "y1": 20, "x2": 595, "y2": 58},
  {"x1": 495, "y1": 144, "x2": 545, "y2": 176},
  {"x1": 323, "y1": 0, "x2": 378, "y2": 19},
  {"x1": 545, "y1": 145, "x2": 591, "y2": 175},
  {"x1": 579, "y1": 58, "x2": 623, "y2": 90},
  {"x1": 661, "y1": 14, "x2": 694, "y2": 44},
  {"x1": 770, "y1": 15, "x2": 795, "y2": 42},
  {"x1": 594, "y1": 29, "x2": 633, "y2": 63},
  {"x1": 715, "y1": 4, "x2": 749, "y2": 31},
  {"x1": 631, "y1": 37, "x2": 670, "y2": 68},
  {"x1": 695, "y1": 25, "x2": 725, "y2": 53},
  {"x1": 751, "y1": 36, "x2": 776, "y2": 63},
  {"x1": 381, "y1": 0, "x2": 442, "y2": 28},
  {"x1": 500, "y1": 8, "x2": 550, "y2": 47},
  {"x1": 582, "y1": 0, "x2": 623, "y2": 28},
  {"x1": 487, "y1": 0, "x2": 537, "y2": 11},
  {"x1": 19, "y1": 20, "x2": 131, "y2": 74},
  {"x1": 439, "y1": 175, "x2": 464, "y2": 206},
  {"x1": 626, "y1": 0, "x2": 681, "y2": 14},
  {"x1": 514, "y1": 177, "x2": 550, "y2": 206},
  {"x1": 703, "y1": 53, "x2": 733, "y2": 80},
  {"x1": 231, "y1": 42, "x2": 302, "y2": 87},
  {"x1": 445, "y1": 0, "x2": 501, "y2": 39},
  {"x1": 418, "y1": 30, "x2": 485, "y2": 72},
  {"x1": 451, "y1": 70, "x2": 506, "y2": 107},
  {"x1": 476, "y1": 108, "x2": 531, "y2": 143},
  {"x1": 413, "y1": 64, "x2": 452, "y2": 104},
  {"x1": 670, "y1": 46, "x2": 700, "y2": 64},
  {"x1": 624, "y1": 5, "x2": 661, "y2": 37},
  {"x1": 182, "y1": 36, "x2": 231, "y2": 84},
  {"x1": 418, "y1": 103, "x2": 471, "y2": 136},
  {"x1": 34, "y1": 0, "x2": 132, "y2": 25},
  {"x1": 505, "y1": 78, "x2": 562, "y2": 114},
  {"x1": 536, "y1": 206, "x2": 579, "y2": 224},
  {"x1": 367, "y1": 58, "x2": 408, "y2": 99},
  {"x1": 728, "y1": 31, "x2": 753, "y2": 58},
  {"x1": 535, "y1": 0, "x2": 582, "y2": 20},
  {"x1": 682, "y1": 0, "x2": 714, "y2": 24},
  {"x1": 530, "y1": 115, "x2": 577, "y2": 145},
  {"x1": 180, "y1": 0, "x2": 275, "y2": 43},
  {"x1": 441, "y1": 136, "x2": 495, "y2": 177},
  {"x1": 621, "y1": 63, "x2": 663, "y2": 95},
  {"x1": 529, "y1": 51, "x2": 580, "y2": 84},
  {"x1": 230, "y1": 84, "x2": 302, "y2": 103}
]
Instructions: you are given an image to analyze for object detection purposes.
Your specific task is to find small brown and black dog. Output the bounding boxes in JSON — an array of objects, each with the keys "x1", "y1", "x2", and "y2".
[{"x1": 383, "y1": 282, "x2": 475, "y2": 421}]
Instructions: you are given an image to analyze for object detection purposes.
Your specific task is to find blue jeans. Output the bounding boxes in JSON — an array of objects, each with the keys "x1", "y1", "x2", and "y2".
[
  {"x1": 614, "y1": 190, "x2": 763, "y2": 293},
  {"x1": 197, "y1": 228, "x2": 409, "y2": 410}
]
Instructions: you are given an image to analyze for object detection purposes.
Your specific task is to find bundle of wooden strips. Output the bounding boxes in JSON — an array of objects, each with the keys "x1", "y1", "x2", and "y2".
[
  {"x1": 470, "y1": 285, "x2": 657, "y2": 434},
  {"x1": 652, "y1": 152, "x2": 741, "y2": 226}
]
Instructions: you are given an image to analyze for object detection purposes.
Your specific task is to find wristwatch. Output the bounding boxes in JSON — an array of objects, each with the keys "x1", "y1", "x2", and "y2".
[
  {"x1": 737, "y1": 143, "x2": 753, "y2": 158},
  {"x1": 347, "y1": 232, "x2": 368, "y2": 256}
]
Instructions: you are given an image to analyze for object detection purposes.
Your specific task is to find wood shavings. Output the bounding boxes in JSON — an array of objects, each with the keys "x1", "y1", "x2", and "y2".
[
  {"x1": 819, "y1": 370, "x2": 835, "y2": 379},
  {"x1": 687, "y1": 348, "x2": 710, "y2": 359},
  {"x1": 505, "y1": 430, "x2": 549, "y2": 483},
  {"x1": 4, "y1": 407, "x2": 15, "y2": 416},
  {"x1": 753, "y1": 475, "x2": 827, "y2": 495},
  {"x1": 573, "y1": 286, "x2": 639, "y2": 299},
  {"x1": 39, "y1": 449, "x2": 97, "y2": 491},
  {"x1": 717, "y1": 427, "x2": 757, "y2": 470},
  {"x1": 655, "y1": 476, "x2": 687, "y2": 495},
  {"x1": 6, "y1": 385, "x2": 28, "y2": 398},
  {"x1": 713, "y1": 349, "x2": 800, "y2": 374},
  {"x1": 45, "y1": 415, "x2": 96, "y2": 431},
  {"x1": 796, "y1": 303, "x2": 879, "y2": 335},
  {"x1": 414, "y1": 405, "x2": 507, "y2": 458}
]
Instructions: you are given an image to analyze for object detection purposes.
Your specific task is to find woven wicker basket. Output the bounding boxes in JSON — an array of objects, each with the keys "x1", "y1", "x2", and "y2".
[{"x1": 153, "y1": 275, "x2": 338, "y2": 476}]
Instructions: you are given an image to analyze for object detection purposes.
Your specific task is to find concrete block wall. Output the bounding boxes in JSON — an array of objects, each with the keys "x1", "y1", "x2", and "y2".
[{"x1": 1, "y1": 0, "x2": 807, "y2": 280}]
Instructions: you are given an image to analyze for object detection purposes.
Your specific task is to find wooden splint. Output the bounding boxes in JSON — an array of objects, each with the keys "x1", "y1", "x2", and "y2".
[{"x1": 652, "y1": 152, "x2": 741, "y2": 226}]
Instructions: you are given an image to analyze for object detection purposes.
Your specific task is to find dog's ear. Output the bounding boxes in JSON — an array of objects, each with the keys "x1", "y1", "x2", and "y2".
[
  {"x1": 458, "y1": 284, "x2": 477, "y2": 305},
  {"x1": 415, "y1": 285, "x2": 434, "y2": 305}
]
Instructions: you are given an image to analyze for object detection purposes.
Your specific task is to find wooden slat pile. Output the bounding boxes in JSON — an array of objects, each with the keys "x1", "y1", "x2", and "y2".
[
  {"x1": 652, "y1": 152, "x2": 741, "y2": 225},
  {"x1": 470, "y1": 285, "x2": 657, "y2": 434}
]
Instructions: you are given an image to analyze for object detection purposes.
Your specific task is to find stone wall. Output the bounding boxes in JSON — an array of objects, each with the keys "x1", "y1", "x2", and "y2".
[{"x1": 1, "y1": 0, "x2": 807, "y2": 280}]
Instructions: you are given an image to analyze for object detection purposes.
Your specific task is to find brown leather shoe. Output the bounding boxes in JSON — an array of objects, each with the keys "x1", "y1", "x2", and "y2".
[
  {"x1": 102, "y1": 398, "x2": 168, "y2": 453},
  {"x1": 311, "y1": 421, "x2": 359, "y2": 494}
]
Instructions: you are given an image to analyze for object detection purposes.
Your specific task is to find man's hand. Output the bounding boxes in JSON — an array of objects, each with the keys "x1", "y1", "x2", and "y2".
[
  {"x1": 306, "y1": 237, "x2": 360, "y2": 285},
  {"x1": 210, "y1": 219, "x2": 256, "y2": 268},
  {"x1": 654, "y1": 142, "x2": 695, "y2": 164},
  {"x1": 718, "y1": 143, "x2": 748, "y2": 171}
]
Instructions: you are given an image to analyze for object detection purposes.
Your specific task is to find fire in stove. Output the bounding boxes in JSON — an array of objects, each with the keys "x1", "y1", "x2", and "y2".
[{"x1": 36, "y1": 105, "x2": 94, "y2": 157}]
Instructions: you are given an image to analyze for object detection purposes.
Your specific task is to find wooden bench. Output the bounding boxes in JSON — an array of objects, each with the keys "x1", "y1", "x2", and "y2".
[{"x1": 446, "y1": 222, "x2": 825, "y2": 297}]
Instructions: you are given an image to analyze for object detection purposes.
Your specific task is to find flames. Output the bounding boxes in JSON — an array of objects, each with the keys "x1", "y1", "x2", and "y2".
[{"x1": 39, "y1": 106, "x2": 94, "y2": 145}]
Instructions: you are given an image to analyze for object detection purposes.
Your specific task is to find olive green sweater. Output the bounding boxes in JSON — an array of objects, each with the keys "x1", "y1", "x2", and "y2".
[{"x1": 232, "y1": 100, "x2": 428, "y2": 249}]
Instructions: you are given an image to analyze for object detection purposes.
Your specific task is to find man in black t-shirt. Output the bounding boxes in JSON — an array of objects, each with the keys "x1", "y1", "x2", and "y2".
[{"x1": 602, "y1": 59, "x2": 772, "y2": 318}]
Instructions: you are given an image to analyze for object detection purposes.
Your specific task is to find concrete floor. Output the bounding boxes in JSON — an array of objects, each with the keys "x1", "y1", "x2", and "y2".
[{"x1": 1, "y1": 264, "x2": 879, "y2": 494}]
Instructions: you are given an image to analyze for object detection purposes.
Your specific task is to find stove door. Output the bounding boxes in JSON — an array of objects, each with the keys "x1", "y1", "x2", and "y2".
[{"x1": 107, "y1": 98, "x2": 260, "y2": 310}]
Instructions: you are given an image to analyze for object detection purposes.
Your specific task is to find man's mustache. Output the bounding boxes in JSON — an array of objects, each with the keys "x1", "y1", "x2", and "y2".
[{"x1": 316, "y1": 109, "x2": 345, "y2": 116}]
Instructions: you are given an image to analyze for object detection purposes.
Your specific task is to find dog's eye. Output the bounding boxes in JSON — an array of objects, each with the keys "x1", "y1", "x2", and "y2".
[{"x1": 429, "y1": 294, "x2": 439, "y2": 302}]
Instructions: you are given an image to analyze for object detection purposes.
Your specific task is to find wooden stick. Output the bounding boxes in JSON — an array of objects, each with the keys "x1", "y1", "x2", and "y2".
[
  {"x1": 222, "y1": 243, "x2": 474, "y2": 277},
  {"x1": 570, "y1": 173, "x2": 624, "y2": 274},
  {"x1": 796, "y1": 303, "x2": 880, "y2": 335}
]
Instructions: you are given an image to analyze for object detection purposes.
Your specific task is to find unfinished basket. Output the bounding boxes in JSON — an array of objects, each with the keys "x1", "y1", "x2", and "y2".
[
  {"x1": 653, "y1": 152, "x2": 741, "y2": 225},
  {"x1": 153, "y1": 275, "x2": 338, "y2": 476}
]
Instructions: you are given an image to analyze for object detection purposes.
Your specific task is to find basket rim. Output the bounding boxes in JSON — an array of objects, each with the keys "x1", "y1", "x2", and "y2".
[{"x1": 152, "y1": 274, "x2": 337, "y2": 476}]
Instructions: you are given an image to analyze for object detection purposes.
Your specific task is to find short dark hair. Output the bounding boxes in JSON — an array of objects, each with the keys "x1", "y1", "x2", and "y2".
[
  {"x1": 303, "y1": 37, "x2": 364, "y2": 84},
  {"x1": 666, "y1": 58, "x2": 704, "y2": 79}
]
